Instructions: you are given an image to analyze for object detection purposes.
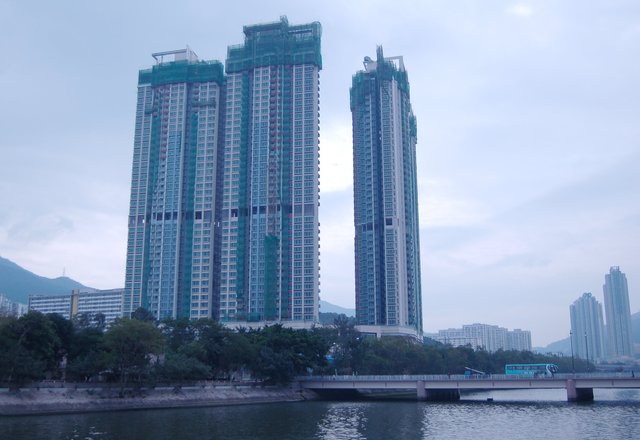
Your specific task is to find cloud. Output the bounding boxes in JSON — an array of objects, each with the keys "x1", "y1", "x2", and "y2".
[
  {"x1": 420, "y1": 179, "x2": 490, "y2": 228},
  {"x1": 0, "y1": 208, "x2": 127, "y2": 288},
  {"x1": 3, "y1": 0, "x2": 640, "y2": 346},
  {"x1": 5, "y1": 215, "x2": 74, "y2": 246},
  {"x1": 507, "y1": 3, "x2": 534, "y2": 18},
  {"x1": 422, "y1": 151, "x2": 640, "y2": 344},
  {"x1": 320, "y1": 123, "x2": 354, "y2": 193},
  {"x1": 318, "y1": 188, "x2": 355, "y2": 308}
]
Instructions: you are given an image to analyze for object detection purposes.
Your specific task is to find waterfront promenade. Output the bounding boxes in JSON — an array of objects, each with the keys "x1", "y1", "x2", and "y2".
[
  {"x1": 0, "y1": 383, "x2": 310, "y2": 416},
  {"x1": 296, "y1": 373, "x2": 640, "y2": 402}
]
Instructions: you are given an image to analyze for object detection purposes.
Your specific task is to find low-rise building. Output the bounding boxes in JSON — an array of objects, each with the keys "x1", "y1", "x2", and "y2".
[{"x1": 29, "y1": 288, "x2": 123, "y2": 325}]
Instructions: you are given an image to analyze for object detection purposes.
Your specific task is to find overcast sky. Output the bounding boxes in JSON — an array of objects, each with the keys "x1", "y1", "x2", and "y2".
[{"x1": 1, "y1": 0, "x2": 638, "y2": 345}]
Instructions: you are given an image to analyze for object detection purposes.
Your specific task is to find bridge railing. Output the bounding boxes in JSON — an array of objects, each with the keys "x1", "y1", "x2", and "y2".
[{"x1": 297, "y1": 372, "x2": 636, "y2": 382}]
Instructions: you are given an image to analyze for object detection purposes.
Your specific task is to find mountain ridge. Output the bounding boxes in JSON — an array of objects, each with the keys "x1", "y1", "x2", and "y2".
[
  {"x1": 1, "y1": 257, "x2": 356, "y2": 317},
  {"x1": 319, "y1": 300, "x2": 355, "y2": 317},
  {"x1": 3, "y1": 256, "x2": 635, "y2": 346},
  {"x1": 0, "y1": 256, "x2": 92, "y2": 304}
]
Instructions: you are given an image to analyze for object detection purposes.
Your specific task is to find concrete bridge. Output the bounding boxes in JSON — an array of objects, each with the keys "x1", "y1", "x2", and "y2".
[{"x1": 296, "y1": 373, "x2": 640, "y2": 402}]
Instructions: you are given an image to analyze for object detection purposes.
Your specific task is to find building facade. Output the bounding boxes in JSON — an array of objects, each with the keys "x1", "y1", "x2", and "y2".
[
  {"x1": 569, "y1": 292, "x2": 606, "y2": 362},
  {"x1": 219, "y1": 18, "x2": 322, "y2": 325},
  {"x1": 123, "y1": 48, "x2": 224, "y2": 320},
  {"x1": 0, "y1": 293, "x2": 28, "y2": 317},
  {"x1": 29, "y1": 293, "x2": 72, "y2": 318},
  {"x1": 603, "y1": 266, "x2": 634, "y2": 358},
  {"x1": 29, "y1": 289, "x2": 123, "y2": 325},
  {"x1": 351, "y1": 47, "x2": 422, "y2": 338},
  {"x1": 430, "y1": 323, "x2": 532, "y2": 352},
  {"x1": 508, "y1": 329, "x2": 533, "y2": 352},
  {"x1": 462, "y1": 323, "x2": 508, "y2": 352},
  {"x1": 429, "y1": 328, "x2": 481, "y2": 349}
]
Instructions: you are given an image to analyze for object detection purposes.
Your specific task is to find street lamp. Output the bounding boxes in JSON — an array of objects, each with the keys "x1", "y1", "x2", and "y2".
[{"x1": 569, "y1": 330, "x2": 575, "y2": 374}]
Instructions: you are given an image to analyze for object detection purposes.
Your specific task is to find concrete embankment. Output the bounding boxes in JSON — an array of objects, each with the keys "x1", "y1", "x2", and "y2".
[{"x1": 0, "y1": 383, "x2": 317, "y2": 416}]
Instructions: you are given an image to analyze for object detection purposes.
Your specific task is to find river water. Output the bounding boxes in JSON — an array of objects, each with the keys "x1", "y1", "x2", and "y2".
[{"x1": 1, "y1": 389, "x2": 639, "y2": 439}]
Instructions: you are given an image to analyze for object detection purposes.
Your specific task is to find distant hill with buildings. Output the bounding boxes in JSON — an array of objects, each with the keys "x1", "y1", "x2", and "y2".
[
  {"x1": 537, "y1": 312, "x2": 640, "y2": 355},
  {"x1": 0, "y1": 256, "x2": 355, "y2": 317},
  {"x1": 0, "y1": 256, "x2": 92, "y2": 304}
]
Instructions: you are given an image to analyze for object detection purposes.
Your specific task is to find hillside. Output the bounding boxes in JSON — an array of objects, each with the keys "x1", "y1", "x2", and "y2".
[
  {"x1": 536, "y1": 337, "x2": 572, "y2": 355},
  {"x1": 0, "y1": 256, "x2": 91, "y2": 304},
  {"x1": 0, "y1": 257, "x2": 355, "y2": 317},
  {"x1": 319, "y1": 300, "x2": 355, "y2": 317}
]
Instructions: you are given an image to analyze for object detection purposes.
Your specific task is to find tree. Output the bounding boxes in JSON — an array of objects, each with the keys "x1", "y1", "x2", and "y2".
[
  {"x1": 0, "y1": 312, "x2": 61, "y2": 387},
  {"x1": 155, "y1": 352, "x2": 211, "y2": 382},
  {"x1": 46, "y1": 313, "x2": 75, "y2": 378},
  {"x1": 330, "y1": 316, "x2": 362, "y2": 374},
  {"x1": 131, "y1": 307, "x2": 156, "y2": 322},
  {"x1": 104, "y1": 319, "x2": 163, "y2": 385},
  {"x1": 66, "y1": 327, "x2": 107, "y2": 382},
  {"x1": 219, "y1": 330, "x2": 256, "y2": 378},
  {"x1": 188, "y1": 319, "x2": 232, "y2": 377},
  {"x1": 248, "y1": 325, "x2": 329, "y2": 384},
  {"x1": 161, "y1": 318, "x2": 198, "y2": 353}
]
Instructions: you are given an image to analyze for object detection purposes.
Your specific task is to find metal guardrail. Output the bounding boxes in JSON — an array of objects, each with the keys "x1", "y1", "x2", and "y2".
[{"x1": 297, "y1": 372, "x2": 637, "y2": 382}]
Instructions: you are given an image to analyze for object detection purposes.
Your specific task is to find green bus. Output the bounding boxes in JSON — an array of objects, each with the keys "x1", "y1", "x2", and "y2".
[{"x1": 505, "y1": 363, "x2": 558, "y2": 378}]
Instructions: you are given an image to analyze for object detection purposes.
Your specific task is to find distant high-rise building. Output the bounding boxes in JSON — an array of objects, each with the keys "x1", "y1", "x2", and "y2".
[
  {"x1": 219, "y1": 18, "x2": 322, "y2": 325},
  {"x1": 0, "y1": 293, "x2": 28, "y2": 317},
  {"x1": 123, "y1": 48, "x2": 224, "y2": 320},
  {"x1": 603, "y1": 266, "x2": 633, "y2": 358},
  {"x1": 508, "y1": 329, "x2": 533, "y2": 352},
  {"x1": 462, "y1": 323, "x2": 508, "y2": 352},
  {"x1": 430, "y1": 328, "x2": 481, "y2": 349},
  {"x1": 351, "y1": 47, "x2": 422, "y2": 338},
  {"x1": 569, "y1": 292, "x2": 606, "y2": 362}
]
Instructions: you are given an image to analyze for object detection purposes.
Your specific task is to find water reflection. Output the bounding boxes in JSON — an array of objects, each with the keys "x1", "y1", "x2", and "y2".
[
  {"x1": 0, "y1": 391, "x2": 639, "y2": 440},
  {"x1": 316, "y1": 402, "x2": 368, "y2": 439}
]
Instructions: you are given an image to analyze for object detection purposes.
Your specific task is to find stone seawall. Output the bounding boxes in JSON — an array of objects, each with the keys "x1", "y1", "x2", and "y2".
[{"x1": 0, "y1": 383, "x2": 316, "y2": 416}]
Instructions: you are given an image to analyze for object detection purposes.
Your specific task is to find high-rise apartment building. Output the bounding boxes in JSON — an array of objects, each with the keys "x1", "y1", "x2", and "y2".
[
  {"x1": 219, "y1": 18, "x2": 322, "y2": 325},
  {"x1": 123, "y1": 48, "x2": 224, "y2": 320},
  {"x1": 351, "y1": 47, "x2": 422, "y2": 338},
  {"x1": 603, "y1": 266, "x2": 633, "y2": 358},
  {"x1": 569, "y1": 292, "x2": 606, "y2": 362}
]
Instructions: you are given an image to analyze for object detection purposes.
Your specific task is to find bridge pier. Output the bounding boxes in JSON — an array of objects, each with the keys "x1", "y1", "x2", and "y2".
[
  {"x1": 566, "y1": 379, "x2": 594, "y2": 402},
  {"x1": 416, "y1": 381, "x2": 426, "y2": 400}
]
